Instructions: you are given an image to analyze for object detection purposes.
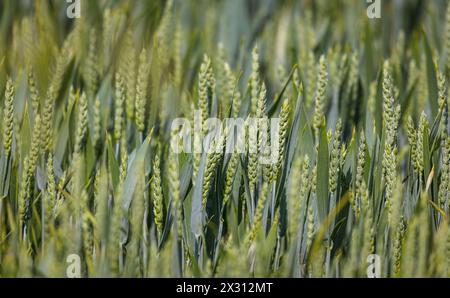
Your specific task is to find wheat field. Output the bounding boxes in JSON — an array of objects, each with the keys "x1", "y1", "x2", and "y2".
[{"x1": 0, "y1": 0, "x2": 450, "y2": 278}]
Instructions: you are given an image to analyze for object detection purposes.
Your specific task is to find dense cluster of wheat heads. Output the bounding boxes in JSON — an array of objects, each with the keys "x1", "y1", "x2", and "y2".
[{"x1": 1, "y1": 0, "x2": 450, "y2": 277}]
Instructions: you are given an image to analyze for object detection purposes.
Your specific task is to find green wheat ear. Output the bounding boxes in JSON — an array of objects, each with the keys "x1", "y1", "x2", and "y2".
[
  {"x1": 18, "y1": 115, "x2": 42, "y2": 230},
  {"x1": 288, "y1": 154, "x2": 310, "y2": 238},
  {"x1": 329, "y1": 119, "x2": 342, "y2": 193},
  {"x1": 152, "y1": 153, "x2": 164, "y2": 237},
  {"x1": 355, "y1": 131, "x2": 366, "y2": 198},
  {"x1": 135, "y1": 48, "x2": 150, "y2": 133},
  {"x1": 246, "y1": 180, "x2": 268, "y2": 247},
  {"x1": 123, "y1": 31, "x2": 137, "y2": 121},
  {"x1": 223, "y1": 151, "x2": 239, "y2": 207},
  {"x1": 417, "y1": 112, "x2": 428, "y2": 177},
  {"x1": 223, "y1": 62, "x2": 237, "y2": 109},
  {"x1": 202, "y1": 131, "x2": 226, "y2": 209},
  {"x1": 407, "y1": 116, "x2": 418, "y2": 172},
  {"x1": 44, "y1": 153, "x2": 56, "y2": 239},
  {"x1": 198, "y1": 54, "x2": 213, "y2": 134},
  {"x1": 85, "y1": 28, "x2": 98, "y2": 101},
  {"x1": 2, "y1": 77, "x2": 15, "y2": 155},
  {"x1": 439, "y1": 136, "x2": 450, "y2": 206},
  {"x1": 275, "y1": 100, "x2": 290, "y2": 179},
  {"x1": 247, "y1": 118, "x2": 258, "y2": 193},
  {"x1": 74, "y1": 91, "x2": 88, "y2": 154},
  {"x1": 42, "y1": 85, "x2": 55, "y2": 152},
  {"x1": 114, "y1": 71, "x2": 125, "y2": 141},
  {"x1": 438, "y1": 72, "x2": 448, "y2": 134},
  {"x1": 250, "y1": 45, "x2": 260, "y2": 116},
  {"x1": 313, "y1": 55, "x2": 328, "y2": 142},
  {"x1": 27, "y1": 67, "x2": 40, "y2": 115},
  {"x1": 168, "y1": 130, "x2": 182, "y2": 239}
]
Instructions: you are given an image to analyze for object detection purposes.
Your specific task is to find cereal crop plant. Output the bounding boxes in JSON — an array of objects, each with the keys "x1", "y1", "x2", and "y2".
[{"x1": 0, "y1": 0, "x2": 449, "y2": 278}]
